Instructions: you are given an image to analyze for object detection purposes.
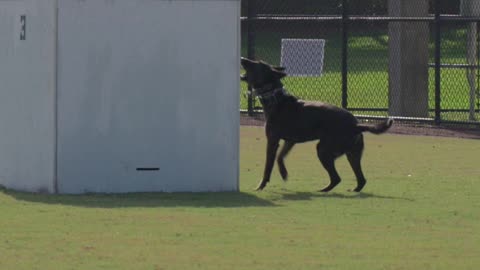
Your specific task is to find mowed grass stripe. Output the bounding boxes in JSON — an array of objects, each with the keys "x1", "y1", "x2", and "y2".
[{"x1": 0, "y1": 126, "x2": 479, "y2": 269}]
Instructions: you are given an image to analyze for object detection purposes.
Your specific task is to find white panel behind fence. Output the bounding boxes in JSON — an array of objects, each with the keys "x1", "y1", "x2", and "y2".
[{"x1": 280, "y1": 39, "x2": 325, "y2": 76}]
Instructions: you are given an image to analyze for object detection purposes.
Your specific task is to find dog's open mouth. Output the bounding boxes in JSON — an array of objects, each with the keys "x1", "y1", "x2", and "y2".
[
  {"x1": 242, "y1": 82, "x2": 260, "y2": 97},
  {"x1": 240, "y1": 72, "x2": 255, "y2": 95}
]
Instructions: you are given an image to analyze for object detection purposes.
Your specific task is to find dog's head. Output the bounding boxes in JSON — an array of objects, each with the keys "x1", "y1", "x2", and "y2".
[{"x1": 241, "y1": 57, "x2": 287, "y2": 95}]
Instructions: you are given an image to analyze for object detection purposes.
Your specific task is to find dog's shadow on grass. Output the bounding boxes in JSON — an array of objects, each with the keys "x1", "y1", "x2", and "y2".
[
  {"x1": 278, "y1": 191, "x2": 415, "y2": 202},
  {"x1": 1, "y1": 186, "x2": 413, "y2": 208},
  {"x1": 0, "y1": 188, "x2": 276, "y2": 208}
]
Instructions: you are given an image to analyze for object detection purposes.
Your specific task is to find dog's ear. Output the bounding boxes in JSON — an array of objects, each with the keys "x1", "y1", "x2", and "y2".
[
  {"x1": 273, "y1": 66, "x2": 286, "y2": 72},
  {"x1": 272, "y1": 68, "x2": 287, "y2": 80},
  {"x1": 241, "y1": 57, "x2": 256, "y2": 68}
]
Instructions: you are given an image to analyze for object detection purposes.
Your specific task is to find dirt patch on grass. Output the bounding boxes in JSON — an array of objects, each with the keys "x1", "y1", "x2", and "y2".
[{"x1": 240, "y1": 114, "x2": 480, "y2": 140}]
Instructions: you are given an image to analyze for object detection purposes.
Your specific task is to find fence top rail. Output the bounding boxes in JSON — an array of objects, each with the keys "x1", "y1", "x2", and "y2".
[
  {"x1": 241, "y1": 14, "x2": 480, "y2": 23},
  {"x1": 428, "y1": 63, "x2": 480, "y2": 69},
  {"x1": 241, "y1": 15, "x2": 342, "y2": 21}
]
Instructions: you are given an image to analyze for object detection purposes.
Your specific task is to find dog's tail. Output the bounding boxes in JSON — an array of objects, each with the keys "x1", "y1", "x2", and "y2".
[{"x1": 356, "y1": 118, "x2": 394, "y2": 135}]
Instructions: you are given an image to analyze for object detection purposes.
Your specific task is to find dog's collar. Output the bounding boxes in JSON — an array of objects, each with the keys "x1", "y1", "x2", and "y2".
[
  {"x1": 257, "y1": 87, "x2": 285, "y2": 99},
  {"x1": 255, "y1": 87, "x2": 287, "y2": 104}
]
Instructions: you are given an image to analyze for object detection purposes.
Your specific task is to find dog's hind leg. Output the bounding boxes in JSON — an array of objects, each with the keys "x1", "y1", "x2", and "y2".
[
  {"x1": 277, "y1": 141, "x2": 295, "y2": 181},
  {"x1": 346, "y1": 135, "x2": 367, "y2": 192},
  {"x1": 256, "y1": 138, "x2": 280, "y2": 190},
  {"x1": 317, "y1": 141, "x2": 342, "y2": 192}
]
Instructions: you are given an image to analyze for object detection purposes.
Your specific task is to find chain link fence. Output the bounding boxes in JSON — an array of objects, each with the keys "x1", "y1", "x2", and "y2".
[{"x1": 240, "y1": 0, "x2": 480, "y2": 130}]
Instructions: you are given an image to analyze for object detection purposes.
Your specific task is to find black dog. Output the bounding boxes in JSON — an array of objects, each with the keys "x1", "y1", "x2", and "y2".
[{"x1": 241, "y1": 57, "x2": 393, "y2": 192}]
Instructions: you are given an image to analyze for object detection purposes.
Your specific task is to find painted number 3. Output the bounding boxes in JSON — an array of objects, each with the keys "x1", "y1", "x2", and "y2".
[{"x1": 20, "y1": 15, "x2": 26, "y2": 40}]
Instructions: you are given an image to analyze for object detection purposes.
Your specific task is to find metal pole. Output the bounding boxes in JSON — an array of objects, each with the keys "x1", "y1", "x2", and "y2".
[
  {"x1": 477, "y1": 23, "x2": 480, "y2": 112},
  {"x1": 461, "y1": 0, "x2": 480, "y2": 120},
  {"x1": 341, "y1": 0, "x2": 349, "y2": 109},
  {"x1": 467, "y1": 21, "x2": 478, "y2": 120},
  {"x1": 247, "y1": 0, "x2": 256, "y2": 116},
  {"x1": 434, "y1": 0, "x2": 442, "y2": 124}
]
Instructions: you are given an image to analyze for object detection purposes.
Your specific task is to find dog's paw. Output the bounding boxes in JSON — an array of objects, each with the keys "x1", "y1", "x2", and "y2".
[
  {"x1": 254, "y1": 185, "x2": 265, "y2": 191},
  {"x1": 320, "y1": 181, "x2": 340, "y2": 192},
  {"x1": 351, "y1": 182, "x2": 365, "y2": 192},
  {"x1": 352, "y1": 187, "x2": 364, "y2": 192},
  {"x1": 255, "y1": 181, "x2": 266, "y2": 191},
  {"x1": 279, "y1": 169, "x2": 288, "y2": 181}
]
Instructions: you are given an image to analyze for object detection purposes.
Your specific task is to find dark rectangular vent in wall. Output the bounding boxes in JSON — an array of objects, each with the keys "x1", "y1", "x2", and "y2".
[{"x1": 136, "y1": 168, "x2": 160, "y2": 171}]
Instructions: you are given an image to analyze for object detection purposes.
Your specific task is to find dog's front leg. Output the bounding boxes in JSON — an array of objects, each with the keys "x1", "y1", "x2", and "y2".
[{"x1": 256, "y1": 138, "x2": 280, "y2": 190}]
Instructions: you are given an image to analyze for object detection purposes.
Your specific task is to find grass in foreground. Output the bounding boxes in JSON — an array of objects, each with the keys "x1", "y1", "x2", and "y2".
[{"x1": 1, "y1": 126, "x2": 480, "y2": 269}]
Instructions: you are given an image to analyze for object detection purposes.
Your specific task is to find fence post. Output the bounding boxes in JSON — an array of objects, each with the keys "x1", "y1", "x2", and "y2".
[
  {"x1": 247, "y1": 0, "x2": 256, "y2": 116},
  {"x1": 388, "y1": 0, "x2": 429, "y2": 118},
  {"x1": 461, "y1": 0, "x2": 480, "y2": 121},
  {"x1": 477, "y1": 23, "x2": 480, "y2": 113},
  {"x1": 434, "y1": 0, "x2": 442, "y2": 124},
  {"x1": 341, "y1": 0, "x2": 349, "y2": 109}
]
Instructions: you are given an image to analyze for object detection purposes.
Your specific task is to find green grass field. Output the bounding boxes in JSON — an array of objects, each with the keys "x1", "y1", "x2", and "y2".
[{"x1": 1, "y1": 127, "x2": 479, "y2": 269}]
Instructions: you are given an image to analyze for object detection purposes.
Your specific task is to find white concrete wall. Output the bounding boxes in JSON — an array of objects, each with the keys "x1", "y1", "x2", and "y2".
[
  {"x1": 0, "y1": 0, "x2": 56, "y2": 193},
  {"x1": 56, "y1": 0, "x2": 240, "y2": 193}
]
